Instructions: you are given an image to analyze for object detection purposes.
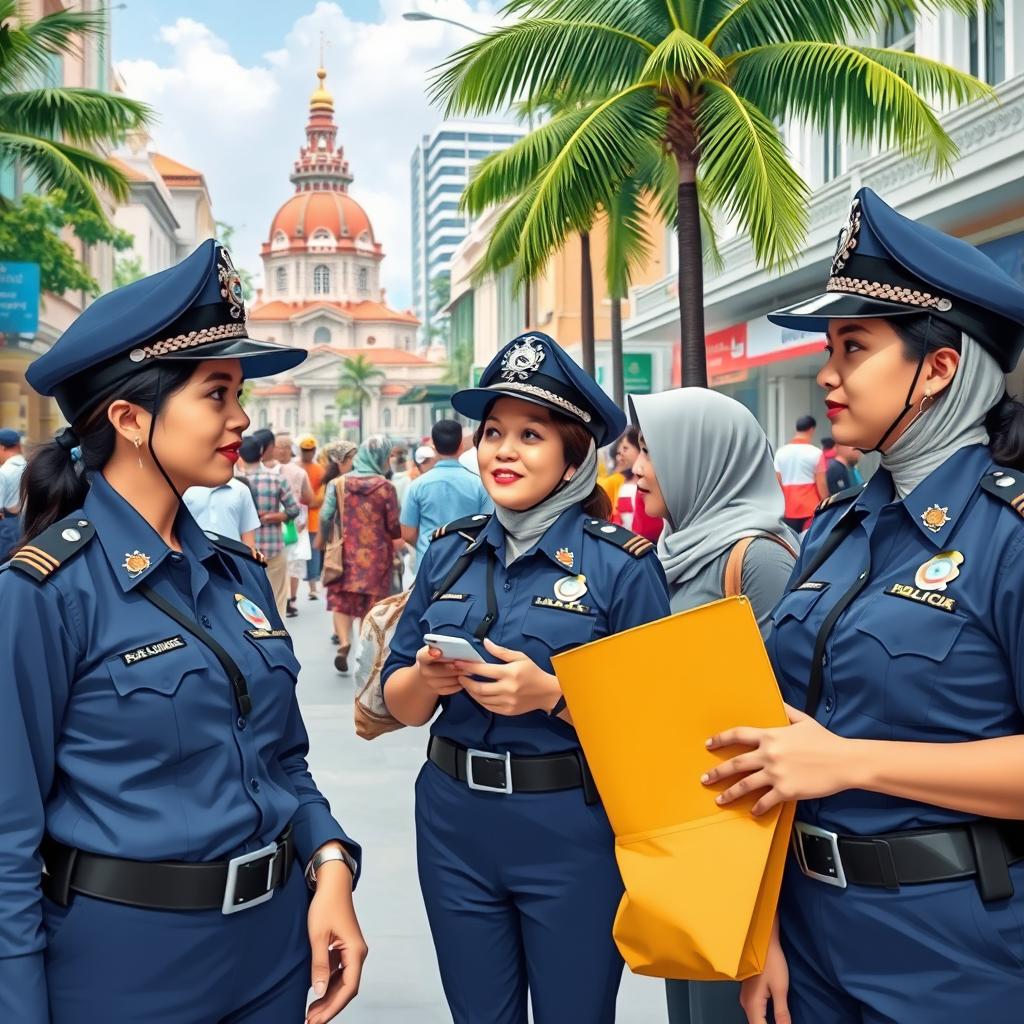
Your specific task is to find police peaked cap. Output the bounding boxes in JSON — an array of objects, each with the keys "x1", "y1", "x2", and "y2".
[
  {"x1": 27, "y1": 239, "x2": 307, "y2": 422},
  {"x1": 452, "y1": 332, "x2": 626, "y2": 447},
  {"x1": 769, "y1": 187, "x2": 1024, "y2": 372}
]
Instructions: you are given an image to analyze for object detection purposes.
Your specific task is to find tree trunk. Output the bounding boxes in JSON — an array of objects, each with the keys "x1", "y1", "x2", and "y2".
[
  {"x1": 580, "y1": 231, "x2": 596, "y2": 377},
  {"x1": 676, "y1": 175, "x2": 708, "y2": 388},
  {"x1": 611, "y1": 295, "x2": 624, "y2": 410}
]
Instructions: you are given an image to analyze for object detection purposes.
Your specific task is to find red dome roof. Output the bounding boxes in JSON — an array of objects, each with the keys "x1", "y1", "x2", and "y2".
[{"x1": 267, "y1": 191, "x2": 377, "y2": 250}]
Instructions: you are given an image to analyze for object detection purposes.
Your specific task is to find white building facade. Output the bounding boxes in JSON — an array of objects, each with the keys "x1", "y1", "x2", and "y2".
[
  {"x1": 246, "y1": 68, "x2": 440, "y2": 443},
  {"x1": 625, "y1": 3, "x2": 1024, "y2": 450},
  {"x1": 410, "y1": 119, "x2": 527, "y2": 343}
]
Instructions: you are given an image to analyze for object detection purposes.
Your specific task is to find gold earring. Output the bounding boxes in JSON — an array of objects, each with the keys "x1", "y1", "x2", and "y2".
[{"x1": 133, "y1": 436, "x2": 144, "y2": 470}]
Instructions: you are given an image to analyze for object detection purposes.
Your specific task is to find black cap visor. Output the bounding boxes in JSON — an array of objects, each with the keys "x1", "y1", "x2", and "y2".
[
  {"x1": 151, "y1": 336, "x2": 307, "y2": 379},
  {"x1": 767, "y1": 291, "x2": 923, "y2": 334}
]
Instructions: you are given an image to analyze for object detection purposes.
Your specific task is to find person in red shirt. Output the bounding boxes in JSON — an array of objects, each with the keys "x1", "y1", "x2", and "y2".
[{"x1": 773, "y1": 415, "x2": 822, "y2": 531}]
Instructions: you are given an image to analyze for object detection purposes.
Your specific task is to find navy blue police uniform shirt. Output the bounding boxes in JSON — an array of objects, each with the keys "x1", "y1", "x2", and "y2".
[
  {"x1": 383, "y1": 507, "x2": 670, "y2": 755},
  {"x1": 0, "y1": 473, "x2": 360, "y2": 997},
  {"x1": 767, "y1": 443, "x2": 1024, "y2": 835}
]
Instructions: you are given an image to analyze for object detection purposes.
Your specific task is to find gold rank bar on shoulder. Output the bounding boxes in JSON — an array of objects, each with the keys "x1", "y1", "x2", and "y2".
[{"x1": 11, "y1": 545, "x2": 60, "y2": 578}]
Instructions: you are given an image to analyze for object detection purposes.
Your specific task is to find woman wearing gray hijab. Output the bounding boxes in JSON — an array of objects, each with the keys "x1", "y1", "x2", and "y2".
[{"x1": 630, "y1": 388, "x2": 797, "y2": 1024}]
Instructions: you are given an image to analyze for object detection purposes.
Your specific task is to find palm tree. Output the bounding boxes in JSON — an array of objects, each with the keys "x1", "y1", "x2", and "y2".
[
  {"x1": 433, "y1": 0, "x2": 990, "y2": 387},
  {"x1": 0, "y1": 1, "x2": 150, "y2": 214},
  {"x1": 337, "y1": 355, "x2": 384, "y2": 442},
  {"x1": 443, "y1": 339, "x2": 475, "y2": 388}
]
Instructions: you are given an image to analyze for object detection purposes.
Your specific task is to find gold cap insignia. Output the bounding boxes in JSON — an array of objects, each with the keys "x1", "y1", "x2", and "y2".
[
  {"x1": 921, "y1": 505, "x2": 951, "y2": 533},
  {"x1": 122, "y1": 550, "x2": 151, "y2": 578}
]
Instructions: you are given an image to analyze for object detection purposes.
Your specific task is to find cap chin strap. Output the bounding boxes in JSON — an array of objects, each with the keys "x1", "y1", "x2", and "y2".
[
  {"x1": 866, "y1": 314, "x2": 933, "y2": 455},
  {"x1": 145, "y1": 375, "x2": 186, "y2": 512}
]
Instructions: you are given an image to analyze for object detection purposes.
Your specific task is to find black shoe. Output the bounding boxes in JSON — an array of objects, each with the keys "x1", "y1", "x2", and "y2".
[
  {"x1": 334, "y1": 645, "x2": 350, "y2": 673},
  {"x1": 286, "y1": 599, "x2": 297, "y2": 618},
  {"x1": 308, "y1": 592, "x2": 319, "y2": 601}
]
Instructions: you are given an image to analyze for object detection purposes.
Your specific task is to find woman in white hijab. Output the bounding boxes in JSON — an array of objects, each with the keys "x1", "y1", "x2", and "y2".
[{"x1": 630, "y1": 387, "x2": 798, "y2": 1024}]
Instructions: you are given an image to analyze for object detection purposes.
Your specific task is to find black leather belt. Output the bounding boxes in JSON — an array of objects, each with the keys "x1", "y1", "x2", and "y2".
[
  {"x1": 428, "y1": 735, "x2": 599, "y2": 803},
  {"x1": 41, "y1": 827, "x2": 295, "y2": 914},
  {"x1": 793, "y1": 819, "x2": 1024, "y2": 900}
]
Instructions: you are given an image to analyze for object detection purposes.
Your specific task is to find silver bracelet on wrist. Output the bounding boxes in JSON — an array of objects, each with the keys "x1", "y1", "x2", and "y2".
[{"x1": 305, "y1": 845, "x2": 357, "y2": 890}]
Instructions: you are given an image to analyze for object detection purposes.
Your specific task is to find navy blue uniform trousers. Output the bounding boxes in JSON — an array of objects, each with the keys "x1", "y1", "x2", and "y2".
[
  {"x1": 415, "y1": 761, "x2": 625, "y2": 1023},
  {"x1": 42, "y1": 863, "x2": 310, "y2": 1023},
  {"x1": 780, "y1": 860, "x2": 1024, "y2": 1023}
]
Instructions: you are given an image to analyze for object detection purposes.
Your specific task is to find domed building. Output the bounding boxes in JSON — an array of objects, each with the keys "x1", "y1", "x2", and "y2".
[{"x1": 246, "y1": 68, "x2": 443, "y2": 440}]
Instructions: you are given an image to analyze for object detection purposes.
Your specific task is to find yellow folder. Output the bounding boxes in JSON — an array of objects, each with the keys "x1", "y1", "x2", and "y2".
[{"x1": 551, "y1": 596, "x2": 795, "y2": 981}]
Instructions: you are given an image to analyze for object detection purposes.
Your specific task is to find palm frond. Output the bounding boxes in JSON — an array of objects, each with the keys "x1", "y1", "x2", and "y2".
[
  {"x1": 516, "y1": 84, "x2": 666, "y2": 281},
  {"x1": 472, "y1": 183, "x2": 545, "y2": 285},
  {"x1": 731, "y1": 41, "x2": 990, "y2": 172},
  {"x1": 604, "y1": 177, "x2": 652, "y2": 299},
  {"x1": 695, "y1": 80, "x2": 809, "y2": 269},
  {"x1": 0, "y1": 89, "x2": 151, "y2": 145},
  {"x1": 640, "y1": 28, "x2": 727, "y2": 87},
  {"x1": 0, "y1": 132, "x2": 129, "y2": 209},
  {"x1": 0, "y1": 4, "x2": 105, "y2": 92},
  {"x1": 462, "y1": 105, "x2": 595, "y2": 215},
  {"x1": 429, "y1": 19, "x2": 652, "y2": 116},
  {"x1": 504, "y1": 0, "x2": 672, "y2": 41},
  {"x1": 703, "y1": 0, "x2": 976, "y2": 54}
]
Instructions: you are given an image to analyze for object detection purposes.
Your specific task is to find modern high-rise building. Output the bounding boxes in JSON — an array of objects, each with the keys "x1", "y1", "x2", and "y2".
[{"x1": 410, "y1": 119, "x2": 526, "y2": 346}]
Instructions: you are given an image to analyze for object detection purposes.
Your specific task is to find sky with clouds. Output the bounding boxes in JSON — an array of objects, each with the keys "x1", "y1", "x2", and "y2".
[{"x1": 113, "y1": 1, "x2": 509, "y2": 310}]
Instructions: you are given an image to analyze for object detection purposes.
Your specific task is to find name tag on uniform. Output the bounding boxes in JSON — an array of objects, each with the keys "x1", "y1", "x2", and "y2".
[
  {"x1": 532, "y1": 595, "x2": 592, "y2": 615},
  {"x1": 246, "y1": 628, "x2": 290, "y2": 640},
  {"x1": 120, "y1": 635, "x2": 187, "y2": 665},
  {"x1": 884, "y1": 584, "x2": 958, "y2": 614},
  {"x1": 438, "y1": 593, "x2": 468, "y2": 601},
  {"x1": 798, "y1": 581, "x2": 829, "y2": 591}
]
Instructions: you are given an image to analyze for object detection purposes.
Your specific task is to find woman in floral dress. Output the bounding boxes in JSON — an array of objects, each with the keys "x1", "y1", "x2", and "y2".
[{"x1": 321, "y1": 434, "x2": 400, "y2": 672}]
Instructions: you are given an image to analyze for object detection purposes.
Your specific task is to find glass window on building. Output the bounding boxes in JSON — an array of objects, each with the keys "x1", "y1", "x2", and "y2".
[
  {"x1": 383, "y1": 408, "x2": 392, "y2": 429},
  {"x1": 314, "y1": 264, "x2": 331, "y2": 294},
  {"x1": 357, "y1": 267, "x2": 369, "y2": 292},
  {"x1": 276, "y1": 266, "x2": 287, "y2": 294},
  {"x1": 313, "y1": 326, "x2": 332, "y2": 345},
  {"x1": 881, "y1": 7, "x2": 916, "y2": 50},
  {"x1": 969, "y1": 0, "x2": 1006, "y2": 84},
  {"x1": 822, "y1": 116, "x2": 844, "y2": 185}
]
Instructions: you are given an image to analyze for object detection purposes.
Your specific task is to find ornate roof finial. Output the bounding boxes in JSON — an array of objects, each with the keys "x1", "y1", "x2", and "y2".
[{"x1": 311, "y1": 34, "x2": 333, "y2": 112}]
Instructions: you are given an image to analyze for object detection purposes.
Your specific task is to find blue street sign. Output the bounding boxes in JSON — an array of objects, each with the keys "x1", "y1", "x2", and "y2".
[{"x1": 0, "y1": 262, "x2": 40, "y2": 334}]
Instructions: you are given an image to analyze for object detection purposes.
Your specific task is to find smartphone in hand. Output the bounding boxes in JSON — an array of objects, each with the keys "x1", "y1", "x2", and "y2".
[{"x1": 423, "y1": 633, "x2": 485, "y2": 663}]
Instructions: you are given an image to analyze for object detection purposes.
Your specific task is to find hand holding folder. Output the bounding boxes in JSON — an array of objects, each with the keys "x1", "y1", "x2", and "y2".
[{"x1": 551, "y1": 596, "x2": 795, "y2": 981}]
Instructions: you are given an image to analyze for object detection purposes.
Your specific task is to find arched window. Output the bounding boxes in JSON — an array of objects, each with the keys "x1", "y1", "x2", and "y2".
[
  {"x1": 357, "y1": 267, "x2": 368, "y2": 292},
  {"x1": 313, "y1": 326, "x2": 332, "y2": 346},
  {"x1": 259, "y1": 409, "x2": 268, "y2": 428},
  {"x1": 310, "y1": 228, "x2": 335, "y2": 251},
  {"x1": 285, "y1": 408, "x2": 294, "y2": 429},
  {"x1": 272, "y1": 231, "x2": 289, "y2": 250},
  {"x1": 382, "y1": 408, "x2": 392, "y2": 429},
  {"x1": 314, "y1": 264, "x2": 331, "y2": 295},
  {"x1": 275, "y1": 266, "x2": 287, "y2": 294}
]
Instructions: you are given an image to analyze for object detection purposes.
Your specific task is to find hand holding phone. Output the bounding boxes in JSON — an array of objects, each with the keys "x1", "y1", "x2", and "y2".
[{"x1": 423, "y1": 633, "x2": 486, "y2": 663}]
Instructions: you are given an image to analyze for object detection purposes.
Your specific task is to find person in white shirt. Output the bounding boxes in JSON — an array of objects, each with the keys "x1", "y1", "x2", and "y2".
[
  {"x1": 182, "y1": 477, "x2": 261, "y2": 548},
  {"x1": 0, "y1": 428, "x2": 26, "y2": 560},
  {"x1": 773, "y1": 415, "x2": 823, "y2": 531}
]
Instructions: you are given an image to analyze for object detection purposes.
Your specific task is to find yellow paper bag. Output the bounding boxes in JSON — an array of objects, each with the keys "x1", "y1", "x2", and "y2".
[{"x1": 551, "y1": 596, "x2": 794, "y2": 981}]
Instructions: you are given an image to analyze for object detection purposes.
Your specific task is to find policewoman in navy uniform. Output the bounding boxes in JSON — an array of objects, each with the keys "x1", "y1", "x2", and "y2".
[
  {"x1": 698, "y1": 189, "x2": 1024, "y2": 1024},
  {"x1": 383, "y1": 332, "x2": 670, "y2": 1023},
  {"x1": 0, "y1": 241, "x2": 365, "y2": 1024}
]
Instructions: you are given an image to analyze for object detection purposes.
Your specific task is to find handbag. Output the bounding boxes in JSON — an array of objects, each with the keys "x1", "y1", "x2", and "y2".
[
  {"x1": 281, "y1": 518, "x2": 298, "y2": 546},
  {"x1": 321, "y1": 476, "x2": 345, "y2": 586}
]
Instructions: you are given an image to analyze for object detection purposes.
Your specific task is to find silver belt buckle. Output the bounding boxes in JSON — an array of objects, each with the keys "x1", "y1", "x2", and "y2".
[
  {"x1": 793, "y1": 822, "x2": 848, "y2": 889},
  {"x1": 222, "y1": 840, "x2": 280, "y2": 915},
  {"x1": 465, "y1": 749, "x2": 513, "y2": 794}
]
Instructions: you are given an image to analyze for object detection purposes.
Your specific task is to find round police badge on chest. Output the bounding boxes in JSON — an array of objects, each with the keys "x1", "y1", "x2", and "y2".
[
  {"x1": 554, "y1": 574, "x2": 588, "y2": 602},
  {"x1": 235, "y1": 593, "x2": 272, "y2": 630},
  {"x1": 914, "y1": 551, "x2": 964, "y2": 591}
]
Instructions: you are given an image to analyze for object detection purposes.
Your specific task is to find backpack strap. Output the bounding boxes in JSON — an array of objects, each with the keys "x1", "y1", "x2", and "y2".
[
  {"x1": 8, "y1": 516, "x2": 96, "y2": 582},
  {"x1": 722, "y1": 533, "x2": 799, "y2": 598}
]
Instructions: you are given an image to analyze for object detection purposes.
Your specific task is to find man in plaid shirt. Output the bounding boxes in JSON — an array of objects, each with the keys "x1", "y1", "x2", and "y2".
[{"x1": 237, "y1": 435, "x2": 300, "y2": 618}]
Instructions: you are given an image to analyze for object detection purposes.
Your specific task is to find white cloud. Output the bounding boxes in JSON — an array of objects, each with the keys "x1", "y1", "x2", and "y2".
[{"x1": 117, "y1": 2, "x2": 507, "y2": 311}]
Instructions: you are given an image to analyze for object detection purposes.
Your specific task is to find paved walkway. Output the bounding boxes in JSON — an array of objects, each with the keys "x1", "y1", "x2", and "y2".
[{"x1": 290, "y1": 595, "x2": 668, "y2": 1022}]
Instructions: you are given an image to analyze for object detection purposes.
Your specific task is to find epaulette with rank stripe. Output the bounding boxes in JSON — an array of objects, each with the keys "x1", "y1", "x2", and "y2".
[
  {"x1": 9, "y1": 516, "x2": 95, "y2": 582},
  {"x1": 205, "y1": 531, "x2": 267, "y2": 566},
  {"x1": 816, "y1": 483, "x2": 865, "y2": 514},
  {"x1": 981, "y1": 469, "x2": 1024, "y2": 519},
  {"x1": 431, "y1": 514, "x2": 492, "y2": 542},
  {"x1": 583, "y1": 519, "x2": 655, "y2": 558}
]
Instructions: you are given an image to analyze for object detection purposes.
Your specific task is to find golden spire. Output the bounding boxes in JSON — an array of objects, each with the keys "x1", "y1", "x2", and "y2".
[{"x1": 310, "y1": 35, "x2": 333, "y2": 112}]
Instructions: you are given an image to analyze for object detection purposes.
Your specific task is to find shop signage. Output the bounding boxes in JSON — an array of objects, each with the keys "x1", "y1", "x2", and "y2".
[{"x1": 0, "y1": 262, "x2": 39, "y2": 335}]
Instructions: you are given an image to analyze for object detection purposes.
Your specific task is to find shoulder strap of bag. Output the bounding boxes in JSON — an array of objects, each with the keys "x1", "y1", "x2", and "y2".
[
  {"x1": 137, "y1": 582, "x2": 252, "y2": 716},
  {"x1": 331, "y1": 475, "x2": 346, "y2": 537},
  {"x1": 722, "y1": 533, "x2": 799, "y2": 598}
]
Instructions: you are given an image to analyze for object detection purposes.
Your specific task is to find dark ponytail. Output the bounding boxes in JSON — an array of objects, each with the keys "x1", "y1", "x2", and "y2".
[
  {"x1": 19, "y1": 362, "x2": 195, "y2": 544},
  {"x1": 891, "y1": 316, "x2": 1024, "y2": 470},
  {"x1": 985, "y1": 392, "x2": 1024, "y2": 470}
]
